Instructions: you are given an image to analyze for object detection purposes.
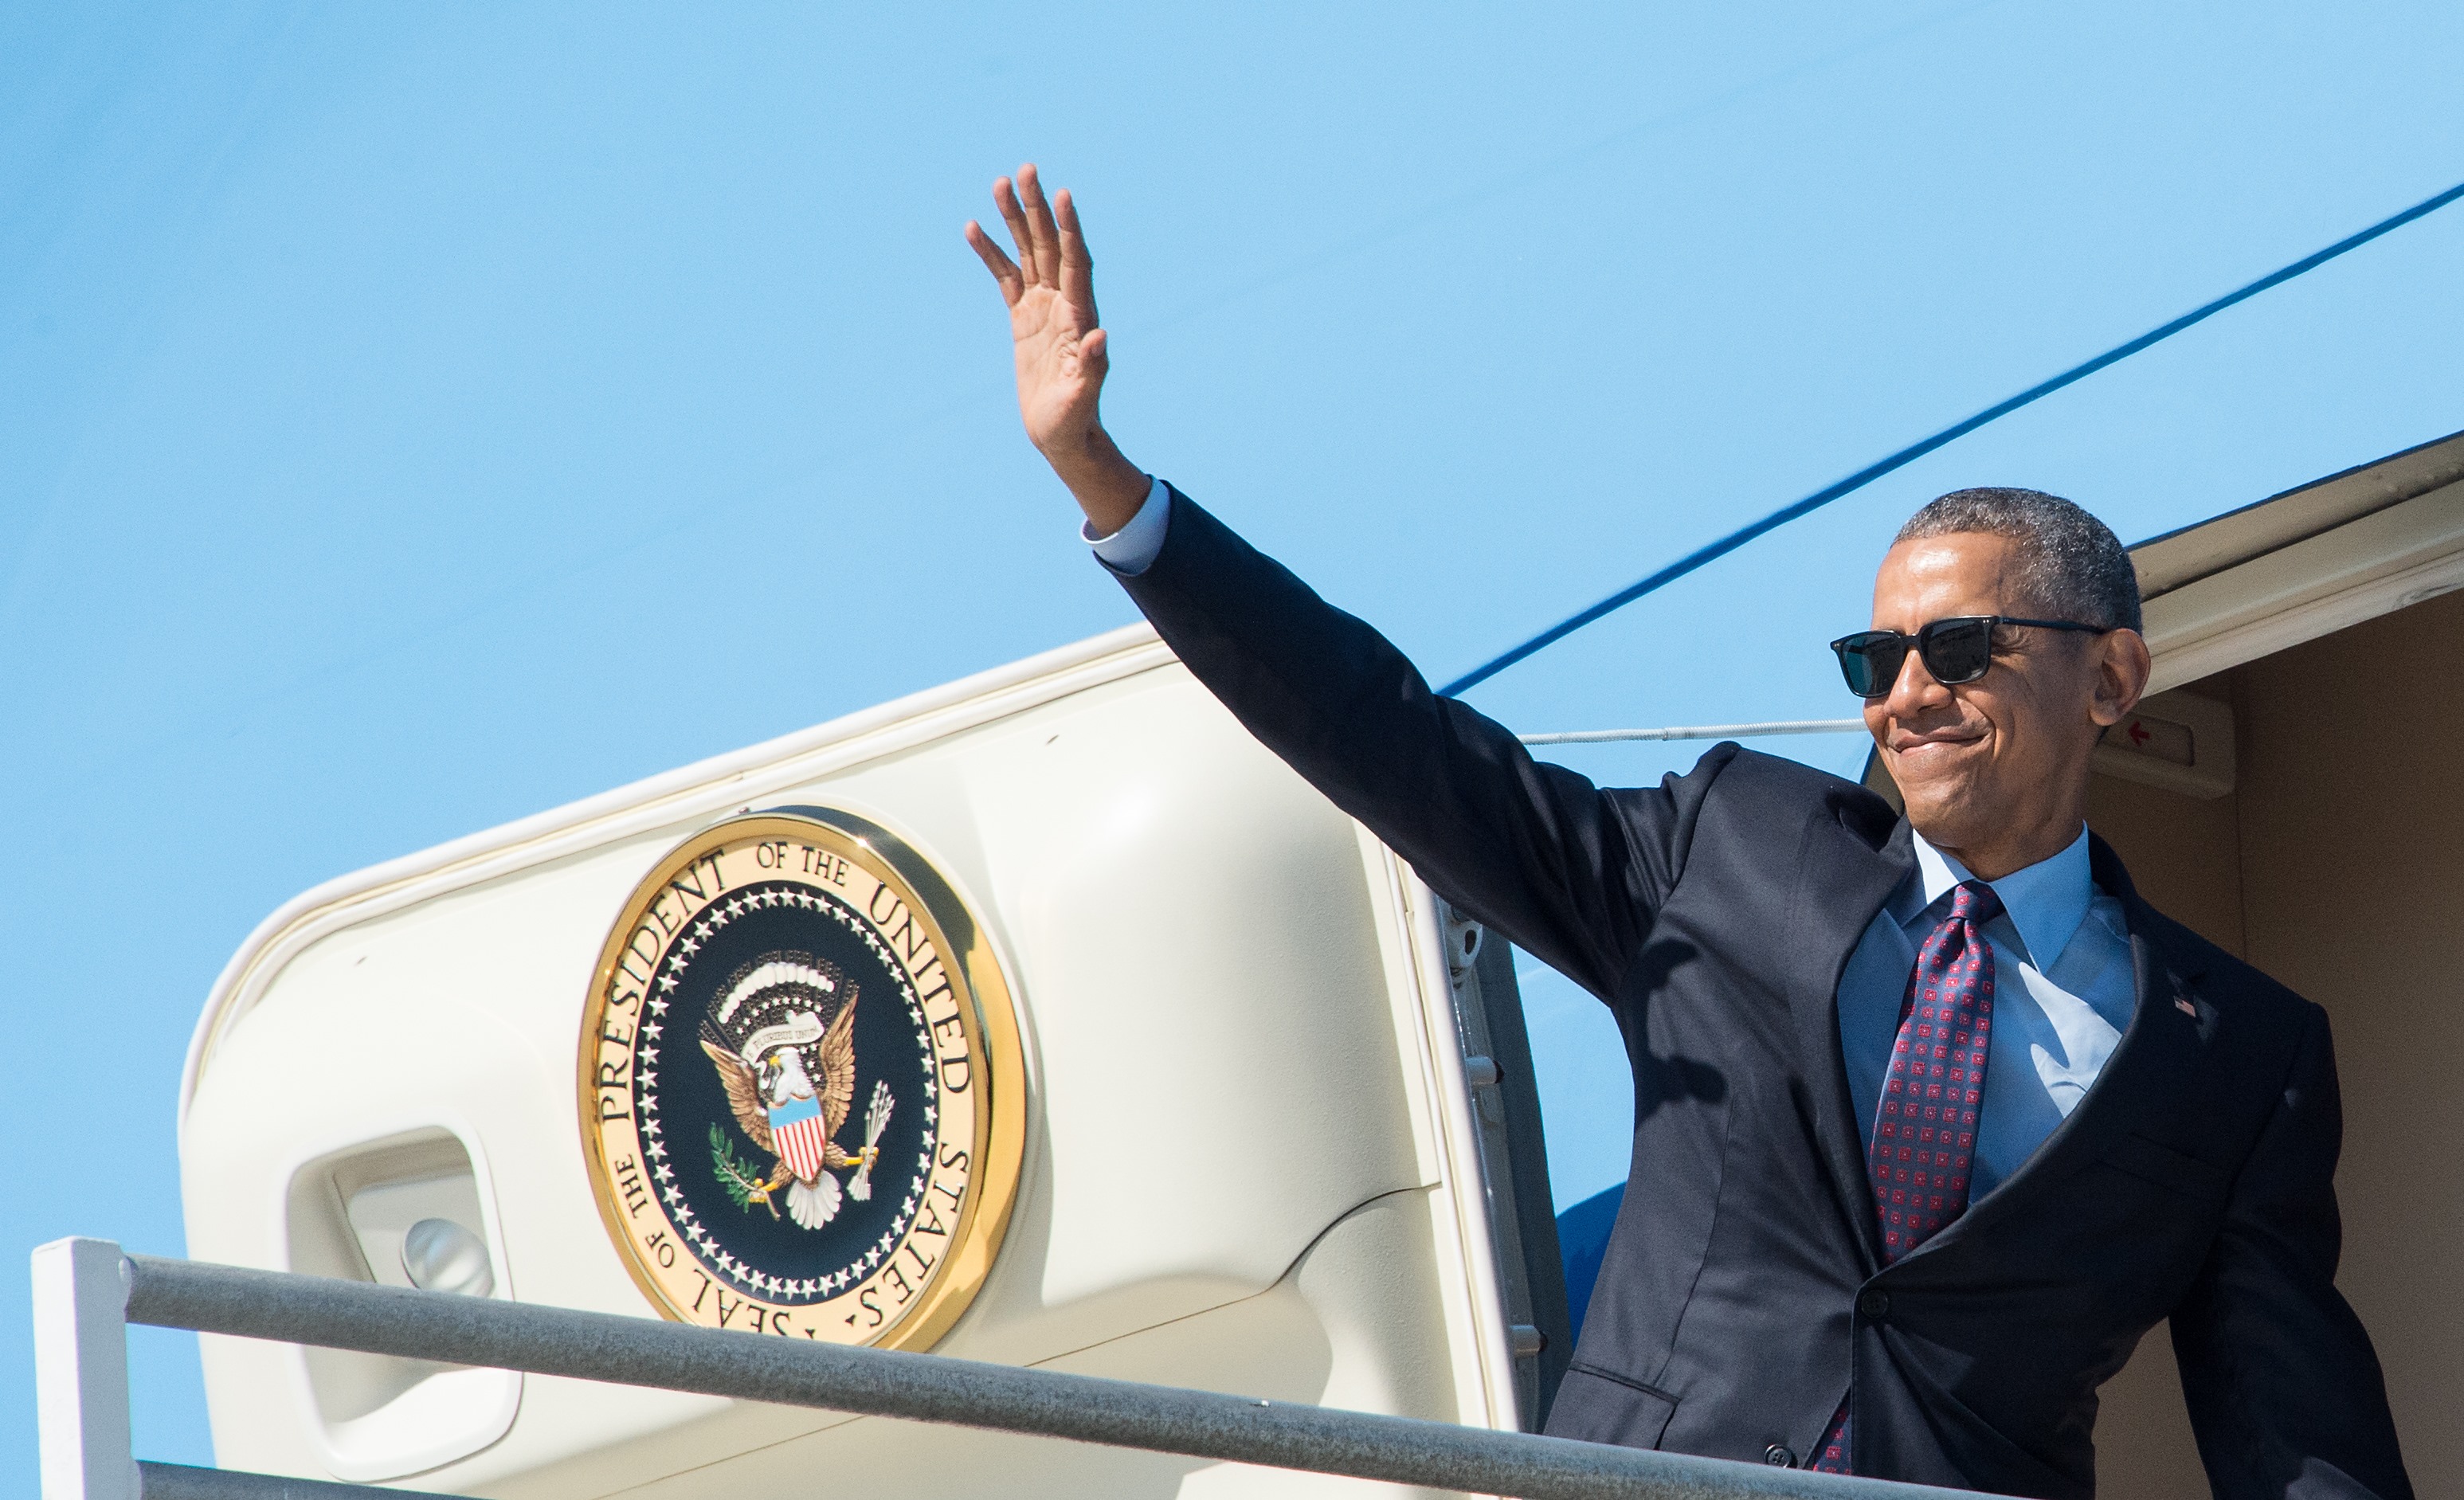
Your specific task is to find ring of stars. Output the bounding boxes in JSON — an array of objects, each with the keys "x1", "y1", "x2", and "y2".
[{"x1": 631, "y1": 878, "x2": 948, "y2": 1308}]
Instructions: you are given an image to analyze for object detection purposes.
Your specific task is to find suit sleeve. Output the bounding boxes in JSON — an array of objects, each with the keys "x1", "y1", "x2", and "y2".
[
  {"x1": 2171, "y1": 1005, "x2": 2412, "y2": 1500},
  {"x1": 1113, "y1": 486, "x2": 1714, "y2": 1001}
]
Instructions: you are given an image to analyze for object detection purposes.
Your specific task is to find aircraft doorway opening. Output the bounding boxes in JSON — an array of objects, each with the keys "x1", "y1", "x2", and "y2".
[{"x1": 2086, "y1": 579, "x2": 2464, "y2": 1497}]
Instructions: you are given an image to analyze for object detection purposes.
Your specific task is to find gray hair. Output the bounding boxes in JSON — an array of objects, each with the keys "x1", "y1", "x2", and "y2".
[{"x1": 1894, "y1": 488, "x2": 2141, "y2": 633}]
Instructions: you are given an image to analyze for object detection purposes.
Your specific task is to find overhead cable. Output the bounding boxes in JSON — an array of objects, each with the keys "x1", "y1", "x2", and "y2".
[{"x1": 1439, "y1": 174, "x2": 2464, "y2": 697}]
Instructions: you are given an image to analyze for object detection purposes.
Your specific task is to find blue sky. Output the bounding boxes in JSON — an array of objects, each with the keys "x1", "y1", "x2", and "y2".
[{"x1": 5, "y1": 0, "x2": 2461, "y2": 1468}]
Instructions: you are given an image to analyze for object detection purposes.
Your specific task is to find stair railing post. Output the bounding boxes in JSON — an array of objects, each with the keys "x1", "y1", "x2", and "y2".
[{"x1": 33, "y1": 1238, "x2": 138, "y2": 1500}]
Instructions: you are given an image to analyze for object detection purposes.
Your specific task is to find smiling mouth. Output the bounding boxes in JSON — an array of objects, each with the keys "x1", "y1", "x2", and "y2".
[{"x1": 1891, "y1": 730, "x2": 1986, "y2": 755}]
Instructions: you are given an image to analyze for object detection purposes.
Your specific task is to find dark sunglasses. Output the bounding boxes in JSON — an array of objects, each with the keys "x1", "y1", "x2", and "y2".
[{"x1": 1829, "y1": 616, "x2": 2109, "y2": 698}]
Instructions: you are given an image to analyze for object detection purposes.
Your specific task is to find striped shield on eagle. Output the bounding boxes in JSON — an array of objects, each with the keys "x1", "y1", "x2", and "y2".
[{"x1": 700, "y1": 952, "x2": 892, "y2": 1229}]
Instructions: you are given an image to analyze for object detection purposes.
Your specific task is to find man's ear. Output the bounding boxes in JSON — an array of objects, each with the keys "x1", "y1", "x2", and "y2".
[{"x1": 2088, "y1": 629, "x2": 2153, "y2": 728}]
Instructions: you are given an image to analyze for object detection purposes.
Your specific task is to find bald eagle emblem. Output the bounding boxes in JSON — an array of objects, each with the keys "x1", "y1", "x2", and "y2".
[{"x1": 699, "y1": 953, "x2": 893, "y2": 1229}]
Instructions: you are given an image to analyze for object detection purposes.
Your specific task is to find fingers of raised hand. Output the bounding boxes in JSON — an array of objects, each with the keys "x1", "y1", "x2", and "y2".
[
  {"x1": 1015, "y1": 163, "x2": 1064, "y2": 286},
  {"x1": 1054, "y1": 188, "x2": 1099, "y2": 324},
  {"x1": 963, "y1": 221, "x2": 1024, "y2": 305},
  {"x1": 992, "y1": 176, "x2": 1042, "y2": 288}
]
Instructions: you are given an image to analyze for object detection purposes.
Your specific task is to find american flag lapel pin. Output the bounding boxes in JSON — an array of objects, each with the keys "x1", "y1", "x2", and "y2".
[{"x1": 2174, "y1": 997, "x2": 2198, "y2": 1019}]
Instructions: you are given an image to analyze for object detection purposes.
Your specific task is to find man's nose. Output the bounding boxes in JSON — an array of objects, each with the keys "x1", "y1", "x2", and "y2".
[{"x1": 1884, "y1": 640, "x2": 1949, "y2": 716}]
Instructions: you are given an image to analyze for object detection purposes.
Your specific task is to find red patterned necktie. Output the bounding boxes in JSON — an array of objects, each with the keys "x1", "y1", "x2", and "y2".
[{"x1": 1812, "y1": 878, "x2": 2001, "y2": 1475}]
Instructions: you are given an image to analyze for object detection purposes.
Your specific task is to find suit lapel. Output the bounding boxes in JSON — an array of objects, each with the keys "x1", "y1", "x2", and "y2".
[
  {"x1": 1788, "y1": 802, "x2": 1916, "y2": 1271},
  {"x1": 1902, "y1": 834, "x2": 2210, "y2": 1257}
]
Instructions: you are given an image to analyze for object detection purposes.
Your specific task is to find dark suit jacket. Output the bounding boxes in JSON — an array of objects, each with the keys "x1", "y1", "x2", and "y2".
[{"x1": 1114, "y1": 487, "x2": 2411, "y2": 1500}]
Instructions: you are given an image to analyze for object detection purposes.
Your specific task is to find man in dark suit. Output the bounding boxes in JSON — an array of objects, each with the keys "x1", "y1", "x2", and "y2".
[{"x1": 964, "y1": 166, "x2": 2411, "y2": 1500}]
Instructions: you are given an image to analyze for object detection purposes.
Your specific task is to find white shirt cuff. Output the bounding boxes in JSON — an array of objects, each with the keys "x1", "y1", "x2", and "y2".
[{"x1": 1083, "y1": 476, "x2": 1170, "y2": 575}]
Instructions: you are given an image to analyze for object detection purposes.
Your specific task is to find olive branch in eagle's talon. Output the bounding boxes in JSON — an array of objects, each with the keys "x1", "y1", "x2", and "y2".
[{"x1": 710, "y1": 1123, "x2": 784, "y2": 1219}]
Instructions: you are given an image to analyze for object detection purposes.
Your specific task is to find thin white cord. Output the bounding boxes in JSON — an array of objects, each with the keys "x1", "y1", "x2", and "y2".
[{"x1": 1519, "y1": 719, "x2": 1863, "y2": 745}]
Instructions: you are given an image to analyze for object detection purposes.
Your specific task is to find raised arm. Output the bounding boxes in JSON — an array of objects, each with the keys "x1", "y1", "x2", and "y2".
[
  {"x1": 1121, "y1": 488, "x2": 1706, "y2": 997},
  {"x1": 963, "y1": 168, "x2": 1706, "y2": 997}
]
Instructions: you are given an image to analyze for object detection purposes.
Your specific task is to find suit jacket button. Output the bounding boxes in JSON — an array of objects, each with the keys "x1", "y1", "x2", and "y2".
[
  {"x1": 1858, "y1": 1289, "x2": 1891, "y2": 1320},
  {"x1": 1765, "y1": 1444, "x2": 1796, "y2": 1467}
]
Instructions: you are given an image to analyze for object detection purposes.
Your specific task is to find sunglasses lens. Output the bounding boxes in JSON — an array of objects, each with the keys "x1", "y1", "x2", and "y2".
[
  {"x1": 1922, "y1": 619, "x2": 1996, "y2": 684},
  {"x1": 1833, "y1": 633, "x2": 1906, "y2": 697}
]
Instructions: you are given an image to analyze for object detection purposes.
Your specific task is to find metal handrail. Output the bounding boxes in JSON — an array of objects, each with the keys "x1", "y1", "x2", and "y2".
[
  {"x1": 134, "y1": 1463, "x2": 458, "y2": 1500},
  {"x1": 36, "y1": 1237, "x2": 1972, "y2": 1500}
]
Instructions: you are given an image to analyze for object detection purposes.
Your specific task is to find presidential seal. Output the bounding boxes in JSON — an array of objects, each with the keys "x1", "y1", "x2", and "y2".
[{"x1": 580, "y1": 809, "x2": 1023, "y2": 1347}]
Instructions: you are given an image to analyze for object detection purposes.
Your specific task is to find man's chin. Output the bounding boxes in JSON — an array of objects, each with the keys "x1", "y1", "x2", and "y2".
[{"x1": 1893, "y1": 776, "x2": 1984, "y2": 840}]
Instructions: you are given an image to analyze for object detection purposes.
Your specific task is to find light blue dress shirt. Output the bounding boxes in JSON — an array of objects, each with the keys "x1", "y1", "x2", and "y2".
[
  {"x1": 1087, "y1": 479, "x2": 2138, "y2": 1197},
  {"x1": 1842, "y1": 830, "x2": 2136, "y2": 1197}
]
